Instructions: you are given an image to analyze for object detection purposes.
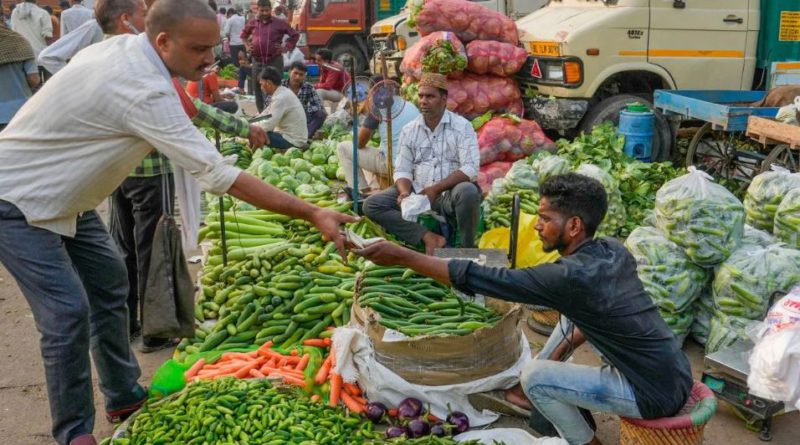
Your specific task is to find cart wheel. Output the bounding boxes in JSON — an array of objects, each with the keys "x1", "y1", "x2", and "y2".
[
  {"x1": 761, "y1": 144, "x2": 799, "y2": 173},
  {"x1": 686, "y1": 123, "x2": 762, "y2": 189}
]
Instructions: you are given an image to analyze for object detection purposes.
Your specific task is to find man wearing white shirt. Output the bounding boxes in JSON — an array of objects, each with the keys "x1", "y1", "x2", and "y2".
[
  {"x1": 10, "y1": 0, "x2": 53, "y2": 57},
  {"x1": 0, "y1": 1, "x2": 352, "y2": 444},
  {"x1": 223, "y1": 7, "x2": 246, "y2": 67},
  {"x1": 256, "y1": 65, "x2": 309, "y2": 149},
  {"x1": 60, "y1": 0, "x2": 94, "y2": 36},
  {"x1": 363, "y1": 73, "x2": 481, "y2": 255}
]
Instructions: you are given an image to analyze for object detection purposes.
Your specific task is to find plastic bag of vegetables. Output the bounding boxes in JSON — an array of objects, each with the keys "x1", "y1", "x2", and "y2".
[
  {"x1": 712, "y1": 243, "x2": 800, "y2": 321},
  {"x1": 625, "y1": 226, "x2": 708, "y2": 314},
  {"x1": 408, "y1": 0, "x2": 519, "y2": 45},
  {"x1": 659, "y1": 308, "x2": 694, "y2": 345},
  {"x1": 743, "y1": 166, "x2": 800, "y2": 231},
  {"x1": 576, "y1": 164, "x2": 627, "y2": 237},
  {"x1": 655, "y1": 167, "x2": 744, "y2": 266},
  {"x1": 477, "y1": 116, "x2": 555, "y2": 164},
  {"x1": 741, "y1": 224, "x2": 774, "y2": 248},
  {"x1": 477, "y1": 161, "x2": 513, "y2": 194},
  {"x1": 446, "y1": 73, "x2": 523, "y2": 118},
  {"x1": 707, "y1": 311, "x2": 753, "y2": 354},
  {"x1": 466, "y1": 40, "x2": 528, "y2": 77},
  {"x1": 531, "y1": 153, "x2": 570, "y2": 184},
  {"x1": 774, "y1": 187, "x2": 800, "y2": 249},
  {"x1": 400, "y1": 31, "x2": 466, "y2": 80},
  {"x1": 503, "y1": 159, "x2": 539, "y2": 191},
  {"x1": 690, "y1": 290, "x2": 715, "y2": 346}
]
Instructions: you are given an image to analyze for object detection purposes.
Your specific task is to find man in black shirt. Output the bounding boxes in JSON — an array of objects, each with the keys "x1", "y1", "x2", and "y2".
[{"x1": 353, "y1": 173, "x2": 693, "y2": 445}]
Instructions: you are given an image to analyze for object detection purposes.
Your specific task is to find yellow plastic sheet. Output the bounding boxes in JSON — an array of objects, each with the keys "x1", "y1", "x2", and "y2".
[{"x1": 478, "y1": 212, "x2": 559, "y2": 268}]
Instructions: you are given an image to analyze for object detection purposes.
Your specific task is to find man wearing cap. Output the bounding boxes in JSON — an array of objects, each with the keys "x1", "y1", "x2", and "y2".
[{"x1": 363, "y1": 73, "x2": 481, "y2": 255}]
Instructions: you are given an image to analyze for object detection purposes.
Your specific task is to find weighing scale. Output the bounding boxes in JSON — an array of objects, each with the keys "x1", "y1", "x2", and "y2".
[{"x1": 702, "y1": 341, "x2": 787, "y2": 441}]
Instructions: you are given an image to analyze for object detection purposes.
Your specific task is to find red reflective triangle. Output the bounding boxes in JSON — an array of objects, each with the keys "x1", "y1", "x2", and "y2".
[{"x1": 530, "y1": 59, "x2": 542, "y2": 79}]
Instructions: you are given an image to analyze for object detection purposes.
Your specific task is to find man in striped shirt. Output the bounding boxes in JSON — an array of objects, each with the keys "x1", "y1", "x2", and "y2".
[{"x1": 364, "y1": 73, "x2": 481, "y2": 255}]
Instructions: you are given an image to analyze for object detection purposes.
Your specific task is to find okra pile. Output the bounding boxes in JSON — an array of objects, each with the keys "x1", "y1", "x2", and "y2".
[
  {"x1": 103, "y1": 378, "x2": 381, "y2": 445},
  {"x1": 358, "y1": 266, "x2": 502, "y2": 337}
]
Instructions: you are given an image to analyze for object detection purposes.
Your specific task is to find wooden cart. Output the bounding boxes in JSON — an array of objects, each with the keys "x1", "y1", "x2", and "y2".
[{"x1": 746, "y1": 116, "x2": 800, "y2": 173}]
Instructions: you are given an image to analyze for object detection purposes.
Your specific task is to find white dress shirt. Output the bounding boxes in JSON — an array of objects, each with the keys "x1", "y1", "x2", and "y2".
[
  {"x1": 223, "y1": 14, "x2": 246, "y2": 46},
  {"x1": 38, "y1": 19, "x2": 104, "y2": 74},
  {"x1": 393, "y1": 110, "x2": 480, "y2": 192},
  {"x1": 60, "y1": 4, "x2": 94, "y2": 36},
  {"x1": 0, "y1": 34, "x2": 241, "y2": 237}
]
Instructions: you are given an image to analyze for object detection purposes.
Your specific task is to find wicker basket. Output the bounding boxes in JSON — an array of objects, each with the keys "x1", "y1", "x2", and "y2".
[
  {"x1": 526, "y1": 305, "x2": 560, "y2": 336},
  {"x1": 619, "y1": 381, "x2": 717, "y2": 445}
]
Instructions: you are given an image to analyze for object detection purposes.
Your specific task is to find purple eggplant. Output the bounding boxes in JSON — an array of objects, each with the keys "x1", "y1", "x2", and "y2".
[
  {"x1": 397, "y1": 397, "x2": 423, "y2": 420},
  {"x1": 385, "y1": 425, "x2": 407, "y2": 439},
  {"x1": 446, "y1": 411, "x2": 470, "y2": 434},
  {"x1": 364, "y1": 402, "x2": 387, "y2": 423},
  {"x1": 430, "y1": 423, "x2": 447, "y2": 437},
  {"x1": 407, "y1": 418, "x2": 431, "y2": 438}
]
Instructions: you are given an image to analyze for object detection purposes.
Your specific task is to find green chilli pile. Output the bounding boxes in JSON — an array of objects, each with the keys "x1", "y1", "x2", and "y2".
[
  {"x1": 774, "y1": 188, "x2": 800, "y2": 249},
  {"x1": 743, "y1": 169, "x2": 800, "y2": 232}
]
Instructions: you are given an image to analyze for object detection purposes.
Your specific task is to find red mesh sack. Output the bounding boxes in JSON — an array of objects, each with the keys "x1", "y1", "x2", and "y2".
[
  {"x1": 466, "y1": 40, "x2": 528, "y2": 77},
  {"x1": 412, "y1": 0, "x2": 519, "y2": 45},
  {"x1": 400, "y1": 31, "x2": 466, "y2": 80},
  {"x1": 478, "y1": 116, "x2": 556, "y2": 164}
]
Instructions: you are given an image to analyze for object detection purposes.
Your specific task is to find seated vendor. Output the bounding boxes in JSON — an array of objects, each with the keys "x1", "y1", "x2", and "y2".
[
  {"x1": 265, "y1": 61, "x2": 327, "y2": 139},
  {"x1": 336, "y1": 76, "x2": 420, "y2": 197},
  {"x1": 362, "y1": 73, "x2": 481, "y2": 255},
  {"x1": 353, "y1": 173, "x2": 694, "y2": 445},
  {"x1": 255, "y1": 66, "x2": 308, "y2": 150}
]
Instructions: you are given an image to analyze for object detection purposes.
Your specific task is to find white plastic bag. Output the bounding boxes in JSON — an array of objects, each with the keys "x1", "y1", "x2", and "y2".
[
  {"x1": 401, "y1": 193, "x2": 431, "y2": 222},
  {"x1": 332, "y1": 327, "x2": 531, "y2": 427},
  {"x1": 774, "y1": 96, "x2": 800, "y2": 125},
  {"x1": 747, "y1": 288, "x2": 800, "y2": 404},
  {"x1": 454, "y1": 428, "x2": 567, "y2": 444},
  {"x1": 743, "y1": 166, "x2": 800, "y2": 232}
]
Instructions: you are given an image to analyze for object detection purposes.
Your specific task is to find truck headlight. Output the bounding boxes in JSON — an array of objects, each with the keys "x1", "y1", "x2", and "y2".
[
  {"x1": 397, "y1": 36, "x2": 407, "y2": 51},
  {"x1": 545, "y1": 64, "x2": 563, "y2": 82}
]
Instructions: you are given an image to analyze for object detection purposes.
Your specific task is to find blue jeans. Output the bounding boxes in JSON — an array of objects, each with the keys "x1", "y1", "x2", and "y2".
[
  {"x1": 0, "y1": 201, "x2": 144, "y2": 445},
  {"x1": 268, "y1": 131, "x2": 295, "y2": 150},
  {"x1": 522, "y1": 316, "x2": 643, "y2": 445}
]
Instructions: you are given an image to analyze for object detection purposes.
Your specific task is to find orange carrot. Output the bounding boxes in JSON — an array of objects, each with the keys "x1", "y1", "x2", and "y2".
[
  {"x1": 329, "y1": 373, "x2": 343, "y2": 407},
  {"x1": 234, "y1": 362, "x2": 260, "y2": 379},
  {"x1": 278, "y1": 358, "x2": 288, "y2": 367},
  {"x1": 315, "y1": 354, "x2": 333, "y2": 385},
  {"x1": 343, "y1": 382, "x2": 362, "y2": 397},
  {"x1": 311, "y1": 394, "x2": 321, "y2": 403},
  {"x1": 290, "y1": 349, "x2": 299, "y2": 356},
  {"x1": 341, "y1": 391, "x2": 365, "y2": 413},
  {"x1": 295, "y1": 353, "x2": 311, "y2": 371},
  {"x1": 256, "y1": 341, "x2": 274, "y2": 356},
  {"x1": 184, "y1": 358, "x2": 206, "y2": 380},
  {"x1": 249, "y1": 369, "x2": 266, "y2": 378},
  {"x1": 324, "y1": 338, "x2": 332, "y2": 347},
  {"x1": 302, "y1": 339, "x2": 328, "y2": 348}
]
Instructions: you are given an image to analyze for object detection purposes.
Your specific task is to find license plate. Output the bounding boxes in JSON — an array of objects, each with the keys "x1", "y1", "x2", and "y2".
[{"x1": 528, "y1": 41, "x2": 560, "y2": 57}]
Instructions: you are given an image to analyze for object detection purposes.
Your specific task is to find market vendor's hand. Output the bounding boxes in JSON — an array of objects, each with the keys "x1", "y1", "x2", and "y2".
[
  {"x1": 396, "y1": 191, "x2": 411, "y2": 206},
  {"x1": 310, "y1": 208, "x2": 359, "y2": 259},
  {"x1": 353, "y1": 240, "x2": 412, "y2": 267},
  {"x1": 419, "y1": 187, "x2": 438, "y2": 206},
  {"x1": 248, "y1": 125, "x2": 268, "y2": 149}
]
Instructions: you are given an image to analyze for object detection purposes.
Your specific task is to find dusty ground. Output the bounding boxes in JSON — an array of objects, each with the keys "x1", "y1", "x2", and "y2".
[{"x1": 0, "y1": 206, "x2": 796, "y2": 444}]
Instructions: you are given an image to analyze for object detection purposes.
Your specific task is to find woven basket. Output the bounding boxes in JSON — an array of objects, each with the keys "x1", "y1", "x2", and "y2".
[
  {"x1": 530, "y1": 308, "x2": 560, "y2": 327},
  {"x1": 619, "y1": 381, "x2": 717, "y2": 445}
]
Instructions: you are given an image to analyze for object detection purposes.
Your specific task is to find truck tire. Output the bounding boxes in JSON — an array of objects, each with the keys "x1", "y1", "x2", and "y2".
[
  {"x1": 331, "y1": 43, "x2": 368, "y2": 75},
  {"x1": 578, "y1": 94, "x2": 673, "y2": 162}
]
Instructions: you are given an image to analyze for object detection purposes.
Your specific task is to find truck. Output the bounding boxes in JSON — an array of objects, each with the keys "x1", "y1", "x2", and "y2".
[
  {"x1": 291, "y1": 0, "x2": 406, "y2": 74},
  {"x1": 368, "y1": 0, "x2": 548, "y2": 77},
  {"x1": 514, "y1": 0, "x2": 800, "y2": 161}
]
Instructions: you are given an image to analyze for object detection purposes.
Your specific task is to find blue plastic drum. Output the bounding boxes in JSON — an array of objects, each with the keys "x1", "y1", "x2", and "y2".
[{"x1": 618, "y1": 104, "x2": 655, "y2": 162}]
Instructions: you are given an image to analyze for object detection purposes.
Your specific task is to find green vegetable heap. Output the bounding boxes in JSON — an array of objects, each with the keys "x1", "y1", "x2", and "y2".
[
  {"x1": 743, "y1": 169, "x2": 800, "y2": 232},
  {"x1": 575, "y1": 163, "x2": 626, "y2": 238},
  {"x1": 103, "y1": 378, "x2": 381, "y2": 445},
  {"x1": 484, "y1": 159, "x2": 539, "y2": 230},
  {"x1": 774, "y1": 188, "x2": 800, "y2": 249},
  {"x1": 358, "y1": 266, "x2": 502, "y2": 337},
  {"x1": 421, "y1": 40, "x2": 467, "y2": 76}
]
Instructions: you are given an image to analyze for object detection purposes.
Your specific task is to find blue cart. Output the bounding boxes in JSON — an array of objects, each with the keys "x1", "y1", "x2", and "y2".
[{"x1": 654, "y1": 90, "x2": 781, "y2": 187}]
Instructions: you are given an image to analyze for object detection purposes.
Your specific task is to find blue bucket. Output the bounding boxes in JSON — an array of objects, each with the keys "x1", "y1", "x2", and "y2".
[{"x1": 618, "y1": 105, "x2": 654, "y2": 162}]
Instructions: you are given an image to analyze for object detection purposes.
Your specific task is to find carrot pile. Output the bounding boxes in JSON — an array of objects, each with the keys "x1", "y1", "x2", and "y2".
[
  {"x1": 184, "y1": 341, "x2": 312, "y2": 387},
  {"x1": 314, "y1": 345, "x2": 367, "y2": 413}
]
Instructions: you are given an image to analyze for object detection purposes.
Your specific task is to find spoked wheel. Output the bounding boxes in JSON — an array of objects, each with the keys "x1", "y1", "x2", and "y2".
[
  {"x1": 686, "y1": 123, "x2": 764, "y2": 192},
  {"x1": 761, "y1": 144, "x2": 800, "y2": 173}
]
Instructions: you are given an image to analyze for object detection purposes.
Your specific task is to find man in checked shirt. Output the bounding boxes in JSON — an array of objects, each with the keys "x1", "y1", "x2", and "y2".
[{"x1": 363, "y1": 72, "x2": 481, "y2": 255}]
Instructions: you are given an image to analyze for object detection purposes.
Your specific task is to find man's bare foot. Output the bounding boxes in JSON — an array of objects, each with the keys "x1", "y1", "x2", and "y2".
[
  {"x1": 504, "y1": 384, "x2": 534, "y2": 410},
  {"x1": 422, "y1": 232, "x2": 446, "y2": 255}
]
